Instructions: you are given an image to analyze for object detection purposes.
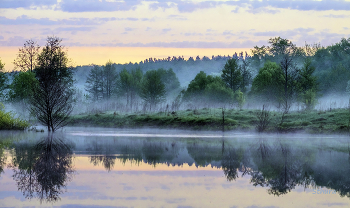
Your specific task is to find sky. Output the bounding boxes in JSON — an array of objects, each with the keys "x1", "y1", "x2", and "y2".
[{"x1": 0, "y1": 0, "x2": 349, "y2": 71}]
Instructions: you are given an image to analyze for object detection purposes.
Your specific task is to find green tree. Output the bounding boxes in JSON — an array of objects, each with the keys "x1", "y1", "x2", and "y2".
[
  {"x1": 30, "y1": 36, "x2": 74, "y2": 132},
  {"x1": 102, "y1": 60, "x2": 117, "y2": 99},
  {"x1": 221, "y1": 58, "x2": 242, "y2": 92},
  {"x1": 297, "y1": 58, "x2": 318, "y2": 110},
  {"x1": 269, "y1": 37, "x2": 301, "y2": 113},
  {"x1": 8, "y1": 71, "x2": 38, "y2": 102},
  {"x1": 184, "y1": 71, "x2": 234, "y2": 105},
  {"x1": 85, "y1": 65, "x2": 103, "y2": 101},
  {"x1": 251, "y1": 61, "x2": 284, "y2": 104},
  {"x1": 118, "y1": 68, "x2": 143, "y2": 108},
  {"x1": 0, "y1": 58, "x2": 7, "y2": 99},
  {"x1": 157, "y1": 68, "x2": 180, "y2": 92},
  {"x1": 139, "y1": 70, "x2": 166, "y2": 111}
]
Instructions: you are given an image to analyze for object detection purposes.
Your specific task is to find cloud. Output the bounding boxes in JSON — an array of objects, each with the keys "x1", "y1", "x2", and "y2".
[
  {"x1": 0, "y1": 36, "x2": 27, "y2": 46},
  {"x1": 0, "y1": 36, "x2": 4, "y2": 40},
  {"x1": 151, "y1": 0, "x2": 350, "y2": 13},
  {"x1": 59, "y1": 0, "x2": 140, "y2": 12},
  {"x1": 0, "y1": 15, "x2": 151, "y2": 26},
  {"x1": 2, "y1": 0, "x2": 350, "y2": 12},
  {"x1": 254, "y1": 28, "x2": 315, "y2": 37},
  {"x1": 323, "y1": 14, "x2": 350, "y2": 18},
  {"x1": 229, "y1": 0, "x2": 350, "y2": 12},
  {"x1": 125, "y1": 27, "x2": 135, "y2": 32},
  {"x1": 162, "y1": 28, "x2": 171, "y2": 33},
  {"x1": 97, "y1": 40, "x2": 266, "y2": 48},
  {"x1": 183, "y1": 33, "x2": 203, "y2": 36},
  {"x1": 55, "y1": 26, "x2": 95, "y2": 35},
  {"x1": 223, "y1": 30, "x2": 235, "y2": 36},
  {"x1": 167, "y1": 15, "x2": 188, "y2": 21},
  {"x1": 0, "y1": 0, "x2": 57, "y2": 9}
]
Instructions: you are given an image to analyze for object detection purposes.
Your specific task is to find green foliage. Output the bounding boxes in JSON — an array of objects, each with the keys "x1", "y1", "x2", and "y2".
[
  {"x1": 85, "y1": 65, "x2": 103, "y2": 101},
  {"x1": 205, "y1": 79, "x2": 235, "y2": 104},
  {"x1": 300, "y1": 89, "x2": 317, "y2": 111},
  {"x1": 297, "y1": 58, "x2": 318, "y2": 110},
  {"x1": 31, "y1": 36, "x2": 74, "y2": 132},
  {"x1": 118, "y1": 67, "x2": 143, "y2": 107},
  {"x1": 320, "y1": 63, "x2": 350, "y2": 93},
  {"x1": 139, "y1": 70, "x2": 166, "y2": 110},
  {"x1": 103, "y1": 60, "x2": 118, "y2": 99},
  {"x1": 221, "y1": 58, "x2": 242, "y2": 92},
  {"x1": 157, "y1": 68, "x2": 180, "y2": 92},
  {"x1": 0, "y1": 58, "x2": 7, "y2": 99},
  {"x1": 85, "y1": 61, "x2": 118, "y2": 101},
  {"x1": 8, "y1": 71, "x2": 38, "y2": 102},
  {"x1": 0, "y1": 103, "x2": 29, "y2": 130},
  {"x1": 251, "y1": 61, "x2": 283, "y2": 103},
  {"x1": 234, "y1": 89, "x2": 245, "y2": 110},
  {"x1": 184, "y1": 71, "x2": 234, "y2": 105}
]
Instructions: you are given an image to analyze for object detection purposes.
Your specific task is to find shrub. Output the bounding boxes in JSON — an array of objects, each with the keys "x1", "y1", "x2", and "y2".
[{"x1": 0, "y1": 103, "x2": 29, "y2": 130}]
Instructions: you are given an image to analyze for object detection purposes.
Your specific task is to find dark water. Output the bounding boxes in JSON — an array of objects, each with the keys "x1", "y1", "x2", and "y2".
[{"x1": 1, "y1": 128, "x2": 350, "y2": 207}]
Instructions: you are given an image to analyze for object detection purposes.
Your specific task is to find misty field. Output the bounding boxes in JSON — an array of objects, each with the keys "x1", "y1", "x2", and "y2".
[{"x1": 67, "y1": 107, "x2": 350, "y2": 134}]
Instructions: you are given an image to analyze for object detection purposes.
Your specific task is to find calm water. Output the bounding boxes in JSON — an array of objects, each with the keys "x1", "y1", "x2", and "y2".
[{"x1": 1, "y1": 128, "x2": 350, "y2": 207}]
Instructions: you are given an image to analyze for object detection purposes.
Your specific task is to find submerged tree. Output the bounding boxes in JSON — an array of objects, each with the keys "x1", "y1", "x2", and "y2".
[{"x1": 30, "y1": 36, "x2": 75, "y2": 132}]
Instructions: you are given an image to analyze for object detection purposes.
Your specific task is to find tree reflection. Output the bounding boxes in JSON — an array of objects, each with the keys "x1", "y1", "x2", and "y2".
[
  {"x1": 250, "y1": 140, "x2": 313, "y2": 196},
  {"x1": 86, "y1": 139, "x2": 116, "y2": 171},
  {"x1": 221, "y1": 147, "x2": 242, "y2": 181},
  {"x1": 10, "y1": 135, "x2": 74, "y2": 203}
]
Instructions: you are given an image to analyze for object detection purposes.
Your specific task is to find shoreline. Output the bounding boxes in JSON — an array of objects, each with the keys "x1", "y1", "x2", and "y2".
[{"x1": 67, "y1": 108, "x2": 350, "y2": 135}]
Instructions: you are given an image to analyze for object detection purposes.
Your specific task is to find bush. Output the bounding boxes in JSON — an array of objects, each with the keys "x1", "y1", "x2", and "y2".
[{"x1": 0, "y1": 103, "x2": 29, "y2": 130}]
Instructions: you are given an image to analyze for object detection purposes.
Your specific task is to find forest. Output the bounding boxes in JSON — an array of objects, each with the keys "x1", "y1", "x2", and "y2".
[{"x1": 0, "y1": 36, "x2": 350, "y2": 133}]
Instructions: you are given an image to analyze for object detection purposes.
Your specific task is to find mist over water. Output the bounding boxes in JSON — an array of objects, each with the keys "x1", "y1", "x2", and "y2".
[{"x1": 1, "y1": 128, "x2": 350, "y2": 207}]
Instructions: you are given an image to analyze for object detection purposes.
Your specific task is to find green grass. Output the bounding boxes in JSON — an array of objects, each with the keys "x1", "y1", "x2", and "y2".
[
  {"x1": 68, "y1": 108, "x2": 350, "y2": 133},
  {"x1": 0, "y1": 103, "x2": 29, "y2": 130}
]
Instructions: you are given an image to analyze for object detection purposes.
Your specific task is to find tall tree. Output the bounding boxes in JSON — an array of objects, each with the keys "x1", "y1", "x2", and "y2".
[
  {"x1": 0, "y1": 58, "x2": 7, "y2": 99},
  {"x1": 118, "y1": 67, "x2": 143, "y2": 109},
  {"x1": 30, "y1": 36, "x2": 74, "y2": 132},
  {"x1": 139, "y1": 70, "x2": 166, "y2": 111},
  {"x1": 102, "y1": 60, "x2": 117, "y2": 99},
  {"x1": 85, "y1": 65, "x2": 103, "y2": 101},
  {"x1": 13, "y1": 39, "x2": 40, "y2": 72},
  {"x1": 221, "y1": 58, "x2": 242, "y2": 92},
  {"x1": 268, "y1": 37, "x2": 301, "y2": 113}
]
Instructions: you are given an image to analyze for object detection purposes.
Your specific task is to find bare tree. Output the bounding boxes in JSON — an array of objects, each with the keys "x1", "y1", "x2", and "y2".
[
  {"x1": 13, "y1": 39, "x2": 40, "y2": 72},
  {"x1": 30, "y1": 36, "x2": 74, "y2": 132}
]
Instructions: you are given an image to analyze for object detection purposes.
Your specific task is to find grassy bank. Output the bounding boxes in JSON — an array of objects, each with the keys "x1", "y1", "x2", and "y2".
[
  {"x1": 0, "y1": 104, "x2": 29, "y2": 130},
  {"x1": 68, "y1": 108, "x2": 350, "y2": 134}
]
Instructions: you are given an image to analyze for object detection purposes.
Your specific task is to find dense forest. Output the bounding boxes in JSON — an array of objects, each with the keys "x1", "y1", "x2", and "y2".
[{"x1": 0, "y1": 36, "x2": 350, "y2": 131}]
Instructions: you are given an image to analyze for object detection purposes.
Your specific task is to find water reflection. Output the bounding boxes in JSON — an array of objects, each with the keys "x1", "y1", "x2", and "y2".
[
  {"x1": 3, "y1": 131, "x2": 350, "y2": 204},
  {"x1": 9, "y1": 135, "x2": 75, "y2": 203}
]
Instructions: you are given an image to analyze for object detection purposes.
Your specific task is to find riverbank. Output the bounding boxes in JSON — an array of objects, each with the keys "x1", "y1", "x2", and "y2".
[
  {"x1": 0, "y1": 104, "x2": 29, "y2": 130},
  {"x1": 67, "y1": 108, "x2": 350, "y2": 134}
]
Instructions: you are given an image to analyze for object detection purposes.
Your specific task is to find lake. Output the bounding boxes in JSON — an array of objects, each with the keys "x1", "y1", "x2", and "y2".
[{"x1": 1, "y1": 127, "x2": 350, "y2": 207}]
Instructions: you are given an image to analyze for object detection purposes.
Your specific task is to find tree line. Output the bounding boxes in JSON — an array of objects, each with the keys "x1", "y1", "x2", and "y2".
[{"x1": 0, "y1": 36, "x2": 349, "y2": 131}]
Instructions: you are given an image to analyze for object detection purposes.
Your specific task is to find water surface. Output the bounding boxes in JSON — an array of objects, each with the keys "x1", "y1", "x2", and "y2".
[{"x1": 1, "y1": 128, "x2": 350, "y2": 207}]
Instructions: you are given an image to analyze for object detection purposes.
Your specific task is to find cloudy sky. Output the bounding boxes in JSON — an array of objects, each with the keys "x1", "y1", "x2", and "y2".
[{"x1": 0, "y1": 0, "x2": 349, "y2": 70}]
